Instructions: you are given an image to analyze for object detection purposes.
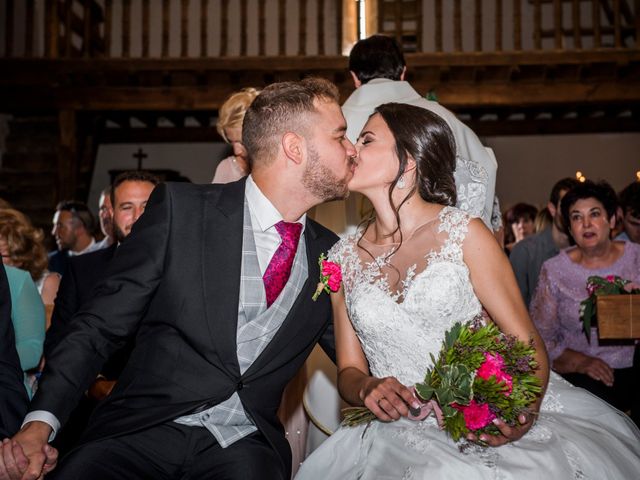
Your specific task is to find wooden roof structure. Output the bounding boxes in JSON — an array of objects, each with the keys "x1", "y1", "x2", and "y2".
[{"x1": 1, "y1": 0, "x2": 639, "y2": 230}]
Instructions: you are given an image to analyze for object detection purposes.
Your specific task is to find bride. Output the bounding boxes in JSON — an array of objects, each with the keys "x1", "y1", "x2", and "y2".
[{"x1": 296, "y1": 103, "x2": 640, "y2": 479}]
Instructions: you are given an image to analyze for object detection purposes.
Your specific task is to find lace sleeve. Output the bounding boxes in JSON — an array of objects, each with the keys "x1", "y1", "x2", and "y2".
[
  {"x1": 327, "y1": 236, "x2": 359, "y2": 296},
  {"x1": 529, "y1": 264, "x2": 564, "y2": 362}
]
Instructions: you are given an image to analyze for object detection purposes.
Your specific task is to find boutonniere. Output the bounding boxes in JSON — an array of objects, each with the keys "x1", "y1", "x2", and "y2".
[{"x1": 312, "y1": 253, "x2": 342, "y2": 301}]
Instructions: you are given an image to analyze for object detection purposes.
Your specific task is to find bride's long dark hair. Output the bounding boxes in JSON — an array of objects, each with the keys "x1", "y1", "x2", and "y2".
[{"x1": 358, "y1": 102, "x2": 458, "y2": 258}]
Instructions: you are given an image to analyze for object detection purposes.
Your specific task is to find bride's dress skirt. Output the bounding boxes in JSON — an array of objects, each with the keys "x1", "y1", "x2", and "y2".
[{"x1": 297, "y1": 373, "x2": 640, "y2": 479}]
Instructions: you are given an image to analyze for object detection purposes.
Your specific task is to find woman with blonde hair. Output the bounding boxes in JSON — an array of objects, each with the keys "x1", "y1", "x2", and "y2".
[
  {"x1": 212, "y1": 87, "x2": 260, "y2": 183},
  {"x1": 0, "y1": 208, "x2": 60, "y2": 311}
]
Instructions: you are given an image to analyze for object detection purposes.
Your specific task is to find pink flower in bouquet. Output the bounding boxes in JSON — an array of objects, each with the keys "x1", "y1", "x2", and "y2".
[
  {"x1": 477, "y1": 352, "x2": 513, "y2": 395},
  {"x1": 322, "y1": 260, "x2": 342, "y2": 292},
  {"x1": 606, "y1": 275, "x2": 616, "y2": 282},
  {"x1": 455, "y1": 399, "x2": 496, "y2": 430}
]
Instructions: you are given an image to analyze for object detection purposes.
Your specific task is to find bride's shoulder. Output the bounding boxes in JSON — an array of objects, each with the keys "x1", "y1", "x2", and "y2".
[
  {"x1": 438, "y1": 206, "x2": 494, "y2": 245},
  {"x1": 437, "y1": 206, "x2": 474, "y2": 234}
]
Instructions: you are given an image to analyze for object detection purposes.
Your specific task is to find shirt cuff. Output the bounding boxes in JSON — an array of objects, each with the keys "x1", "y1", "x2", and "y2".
[{"x1": 22, "y1": 411, "x2": 60, "y2": 442}]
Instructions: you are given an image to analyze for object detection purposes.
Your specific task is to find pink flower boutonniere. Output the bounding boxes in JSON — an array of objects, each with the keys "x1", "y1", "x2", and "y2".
[{"x1": 312, "y1": 253, "x2": 342, "y2": 301}]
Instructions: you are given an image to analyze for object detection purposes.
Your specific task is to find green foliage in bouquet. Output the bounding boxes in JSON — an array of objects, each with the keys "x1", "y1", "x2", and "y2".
[
  {"x1": 342, "y1": 320, "x2": 542, "y2": 444},
  {"x1": 414, "y1": 321, "x2": 541, "y2": 441},
  {"x1": 579, "y1": 275, "x2": 640, "y2": 336}
]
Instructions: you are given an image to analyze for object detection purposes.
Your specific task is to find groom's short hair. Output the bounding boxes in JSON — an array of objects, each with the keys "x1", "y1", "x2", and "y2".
[{"x1": 242, "y1": 77, "x2": 339, "y2": 167}]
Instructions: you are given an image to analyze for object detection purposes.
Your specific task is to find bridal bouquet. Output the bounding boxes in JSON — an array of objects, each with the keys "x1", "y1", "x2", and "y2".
[
  {"x1": 342, "y1": 320, "x2": 542, "y2": 443},
  {"x1": 579, "y1": 275, "x2": 640, "y2": 335}
]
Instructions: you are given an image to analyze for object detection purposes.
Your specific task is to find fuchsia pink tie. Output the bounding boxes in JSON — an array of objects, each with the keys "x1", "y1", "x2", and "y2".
[{"x1": 263, "y1": 221, "x2": 303, "y2": 307}]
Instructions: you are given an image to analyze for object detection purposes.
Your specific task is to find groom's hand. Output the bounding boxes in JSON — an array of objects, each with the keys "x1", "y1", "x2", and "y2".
[
  {"x1": 360, "y1": 377, "x2": 421, "y2": 422},
  {"x1": 0, "y1": 422, "x2": 57, "y2": 480},
  {"x1": 466, "y1": 413, "x2": 535, "y2": 447}
]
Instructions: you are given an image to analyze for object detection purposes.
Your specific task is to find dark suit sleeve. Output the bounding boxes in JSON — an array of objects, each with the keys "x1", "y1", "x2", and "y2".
[
  {"x1": 44, "y1": 260, "x2": 80, "y2": 359},
  {"x1": 32, "y1": 183, "x2": 173, "y2": 425},
  {"x1": 318, "y1": 320, "x2": 336, "y2": 364},
  {"x1": 0, "y1": 263, "x2": 29, "y2": 438}
]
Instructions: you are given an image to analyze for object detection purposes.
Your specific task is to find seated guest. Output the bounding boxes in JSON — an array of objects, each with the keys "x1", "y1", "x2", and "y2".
[
  {"x1": 48, "y1": 201, "x2": 99, "y2": 275},
  {"x1": 4, "y1": 264, "x2": 45, "y2": 398},
  {"x1": 530, "y1": 180, "x2": 640, "y2": 426},
  {"x1": 0, "y1": 208, "x2": 61, "y2": 313},
  {"x1": 617, "y1": 181, "x2": 640, "y2": 243},
  {"x1": 534, "y1": 207, "x2": 552, "y2": 233},
  {"x1": 0, "y1": 263, "x2": 29, "y2": 438},
  {"x1": 510, "y1": 178, "x2": 580, "y2": 307},
  {"x1": 213, "y1": 87, "x2": 260, "y2": 183},
  {"x1": 95, "y1": 186, "x2": 115, "y2": 250},
  {"x1": 45, "y1": 171, "x2": 159, "y2": 455},
  {"x1": 503, "y1": 202, "x2": 538, "y2": 254}
]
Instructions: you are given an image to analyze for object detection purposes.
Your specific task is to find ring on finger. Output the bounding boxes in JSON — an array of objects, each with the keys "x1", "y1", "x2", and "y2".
[{"x1": 377, "y1": 396, "x2": 385, "y2": 405}]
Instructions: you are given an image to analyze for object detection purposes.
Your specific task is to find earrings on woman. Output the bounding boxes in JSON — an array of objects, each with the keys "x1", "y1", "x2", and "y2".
[{"x1": 397, "y1": 175, "x2": 406, "y2": 189}]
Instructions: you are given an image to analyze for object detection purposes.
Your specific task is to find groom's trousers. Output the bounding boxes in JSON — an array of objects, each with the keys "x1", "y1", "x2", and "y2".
[{"x1": 48, "y1": 421, "x2": 285, "y2": 480}]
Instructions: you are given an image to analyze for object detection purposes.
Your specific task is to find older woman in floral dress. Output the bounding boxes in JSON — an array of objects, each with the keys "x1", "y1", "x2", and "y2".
[{"x1": 530, "y1": 180, "x2": 639, "y2": 426}]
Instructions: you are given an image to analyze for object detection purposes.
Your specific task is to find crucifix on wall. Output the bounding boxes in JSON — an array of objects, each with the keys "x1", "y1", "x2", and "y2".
[
  {"x1": 132, "y1": 147, "x2": 148, "y2": 170},
  {"x1": 108, "y1": 147, "x2": 189, "y2": 185}
]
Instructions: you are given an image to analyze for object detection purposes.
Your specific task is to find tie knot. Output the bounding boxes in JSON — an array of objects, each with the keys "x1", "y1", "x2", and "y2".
[{"x1": 275, "y1": 220, "x2": 303, "y2": 246}]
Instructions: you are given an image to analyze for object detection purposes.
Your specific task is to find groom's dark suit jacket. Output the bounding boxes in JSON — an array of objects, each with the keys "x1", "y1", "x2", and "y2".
[
  {"x1": 31, "y1": 178, "x2": 337, "y2": 476},
  {"x1": 45, "y1": 244, "x2": 131, "y2": 380}
]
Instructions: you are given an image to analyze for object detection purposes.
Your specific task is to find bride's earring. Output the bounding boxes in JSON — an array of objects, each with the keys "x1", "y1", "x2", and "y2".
[{"x1": 397, "y1": 175, "x2": 406, "y2": 189}]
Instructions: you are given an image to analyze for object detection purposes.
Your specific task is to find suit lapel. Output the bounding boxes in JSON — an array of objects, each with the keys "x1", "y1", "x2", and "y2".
[
  {"x1": 202, "y1": 178, "x2": 247, "y2": 378},
  {"x1": 243, "y1": 220, "x2": 325, "y2": 378}
]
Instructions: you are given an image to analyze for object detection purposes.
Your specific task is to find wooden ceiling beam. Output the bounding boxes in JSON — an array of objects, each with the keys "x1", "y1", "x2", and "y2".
[{"x1": 2, "y1": 78, "x2": 639, "y2": 111}]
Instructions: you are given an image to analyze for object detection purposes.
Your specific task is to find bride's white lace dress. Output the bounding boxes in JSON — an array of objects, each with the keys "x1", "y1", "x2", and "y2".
[{"x1": 296, "y1": 207, "x2": 640, "y2": 480}]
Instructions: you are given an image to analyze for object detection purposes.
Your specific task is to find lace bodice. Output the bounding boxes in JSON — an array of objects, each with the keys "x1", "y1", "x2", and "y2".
[
  {"x1": 299, "y1": 209, "x2": 640, "y2": 480},
  {"x1": 328, "y1": 207, "x2": 482, "y2": 386}
]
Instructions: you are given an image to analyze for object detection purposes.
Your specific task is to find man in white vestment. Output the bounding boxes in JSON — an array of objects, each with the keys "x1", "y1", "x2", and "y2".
[{"x1": 341, "y1": 35, "x2": 497, "y2": 230}]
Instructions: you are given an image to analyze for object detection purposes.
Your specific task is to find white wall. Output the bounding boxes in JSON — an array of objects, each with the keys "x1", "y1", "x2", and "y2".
[
  {"x1": 87, "y1": 132, "x2": 640, "y2": 219},
  {"x1": 486, "y1": 133, "x2": 640, "y2": 210},
  {"x1": 87, "y1": 141, "x2": 229, "y2": 213}
]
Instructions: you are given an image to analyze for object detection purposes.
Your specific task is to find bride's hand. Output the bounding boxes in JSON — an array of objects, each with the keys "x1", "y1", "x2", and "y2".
[
  {"x1": 466, "y1": 412, "x2": 536, "y2": 447},
  {"x1": 359, "y1": 377, "x2": 421, "y2": 422}
]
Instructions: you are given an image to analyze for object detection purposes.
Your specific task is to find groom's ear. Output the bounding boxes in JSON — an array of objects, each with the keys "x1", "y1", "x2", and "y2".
[{"x1": 282, "y1": 132, "x2": 304, "y2": 165}]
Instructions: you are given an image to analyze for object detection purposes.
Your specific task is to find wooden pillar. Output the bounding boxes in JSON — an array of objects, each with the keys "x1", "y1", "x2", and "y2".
[
  {"x1": 474, "y1": 0, "x2": 482, "y2": 52},
  {"x1": 57, "y1": 110, "x2": 78, "y2": 202},
  {"x1": 454, "y1": 0, "x2": 462, "y2": 52},
  {"x1": 259, "y1": 0, "x2": 266, "y2": 55},
  {"x1": 143, "y1": 0, "x2": 151, "y2": 57},
  {"x1": 45, "y1": 0, "x2": 60, "y2": 58},
  {"x1": 278, "y1": 0, "x2": 286, "y2": 55},
  {"x1": 365, "y1": 0, "x2": 377, "y2": 37},
  {"x1": 5, "y1": 0, "x2": 14, "y2": 57},
  {"x1": 181, "y1": 0, "x2": 189, "y2": 57},
  {"x1": 200, "y1": 0, "x2": 208, "y2": 57},
  {"x1": 299, "y1": 0, "x2": 308, "y2": 55},
  {"x1": 318, "y1": 0, "x2": 325, "y2": 55},
  {"x1": 240, "y1": 0, "x2": 248, "y2": 56}
]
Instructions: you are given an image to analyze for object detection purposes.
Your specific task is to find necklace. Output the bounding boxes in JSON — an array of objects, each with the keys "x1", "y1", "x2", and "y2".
[{"x1": 364, "y1": 207, "x2": 445, "y2": 246}]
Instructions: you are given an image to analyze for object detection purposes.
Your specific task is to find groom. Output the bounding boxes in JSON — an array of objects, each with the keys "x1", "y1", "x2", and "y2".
[{"x1": 0, "y1": 78, "x2": 356, "y2": 480}]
